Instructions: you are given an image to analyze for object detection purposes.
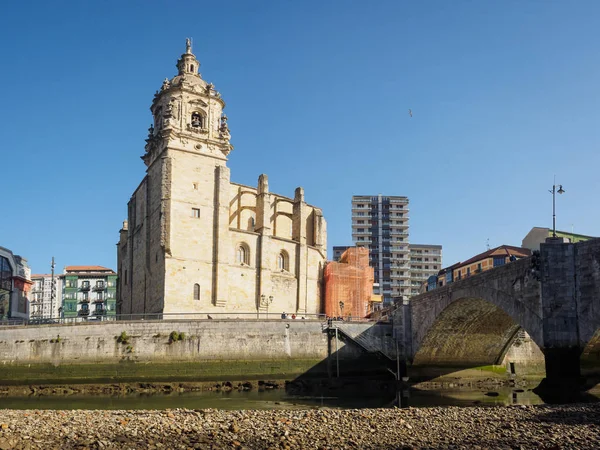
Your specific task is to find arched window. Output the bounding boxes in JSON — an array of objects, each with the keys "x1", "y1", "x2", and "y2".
[
  {"x1": 236, "y1": 244, "x2": 250, "y2": 265},
  {"x1": 193, "y1": 283, "x2": 200, "y2": 301},
  {"x1": 191, "y1": 112, "x2": 203, "y2": 128},
  {"x1": 190, "y1": 65, "x2": 194, "y2": 72},
  {"x1": 278, "y1": 251, "x2": 289, "y2": 271}
]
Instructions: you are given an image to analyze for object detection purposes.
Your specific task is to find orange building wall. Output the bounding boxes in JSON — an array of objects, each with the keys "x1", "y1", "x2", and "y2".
[{"x1": 324, "y1": 247, "x2": 374, "y2": 318}]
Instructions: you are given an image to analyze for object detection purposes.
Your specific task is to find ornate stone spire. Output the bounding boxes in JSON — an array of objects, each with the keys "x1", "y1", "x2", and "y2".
[{"x1": 177, "y1": 38, "x2": 200, "y2": 76}]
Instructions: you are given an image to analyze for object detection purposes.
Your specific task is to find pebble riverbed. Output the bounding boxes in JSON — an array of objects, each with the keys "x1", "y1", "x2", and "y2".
[{"x1": 0, "y1": 404, "x2": 599, "y2": 449}]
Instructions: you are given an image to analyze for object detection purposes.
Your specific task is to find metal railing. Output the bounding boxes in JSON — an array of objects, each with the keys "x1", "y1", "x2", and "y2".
[{"x1": 0, "y1": 310, "x2": 387, "y2": 328}]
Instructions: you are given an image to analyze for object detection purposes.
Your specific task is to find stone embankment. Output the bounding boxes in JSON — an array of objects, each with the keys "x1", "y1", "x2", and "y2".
[{"x1": 0, "y1": 404, "x2": 599, "y2": 449}]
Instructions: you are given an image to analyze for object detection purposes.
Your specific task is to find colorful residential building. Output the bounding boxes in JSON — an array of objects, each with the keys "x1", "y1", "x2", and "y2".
[
  {"x1": 432, "y1": 245, "x2": 531, "y2": 290},
  {"x1": 61, "y1": 266, "x2": 117, "y2": 320}
]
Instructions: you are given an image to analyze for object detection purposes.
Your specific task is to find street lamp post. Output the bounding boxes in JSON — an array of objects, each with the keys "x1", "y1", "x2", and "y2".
[
  {"x1": 549, "y1": 178, "x2": 566, "y2": 238},
  {"x1": 50, "y1": 257, "x2": 55, "y2": 321},
  {"x1": 260, "y1": 294, "x2": 274, "y2": 319},
  {"x1": 339, "y1": 301, "x2": 345, "y2": 319}
]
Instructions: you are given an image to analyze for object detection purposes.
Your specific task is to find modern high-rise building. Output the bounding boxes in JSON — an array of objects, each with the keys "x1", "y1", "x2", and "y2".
[
  {"x1": 351, "y1": 195, "x2": 442, "y2": 304},
  {"x1": 30, "y1": 274, "x2": 62, "y2": 320},
  {"x1": 352, "y1": 195, "x2": 411, "y2": 304},
  {"x1": 408, "y1": 244, "x2": 443, "y2": 296}
]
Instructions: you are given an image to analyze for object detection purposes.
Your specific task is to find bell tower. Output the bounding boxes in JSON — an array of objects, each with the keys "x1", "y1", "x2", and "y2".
[{"x1": 142, "y1": 38, "x2": 232, "y2": 168}]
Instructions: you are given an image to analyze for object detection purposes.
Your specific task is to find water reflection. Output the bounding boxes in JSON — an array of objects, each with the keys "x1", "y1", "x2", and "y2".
[{"x1": 4, "y1": 384, "x2": 596, "y2": 410}]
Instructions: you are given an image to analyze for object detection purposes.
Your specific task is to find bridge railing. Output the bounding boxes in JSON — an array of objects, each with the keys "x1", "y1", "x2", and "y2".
[{"x1": 0, "y1": 312, "x2": 385, "y2": 327}]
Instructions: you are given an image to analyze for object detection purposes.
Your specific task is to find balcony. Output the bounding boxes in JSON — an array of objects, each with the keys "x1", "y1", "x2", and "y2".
[
  {"x1": 93, "y1": 309, "x2": 107, "y2": 316},
  {"x1": 79, "y1": 298, "x2": 90, "y2": 304},
  {"x1": 93, "y1": 298, "x2": 105, "y2": 304},
  {"x1": 80, "y1": 284, "x2": 91, "y2": 292},
  {"x1": 93, "y1": 284, "x2": 106, "y2": 292},
  {"x1": 78, "y1": 309, "x2": 90, "y2": 317}
]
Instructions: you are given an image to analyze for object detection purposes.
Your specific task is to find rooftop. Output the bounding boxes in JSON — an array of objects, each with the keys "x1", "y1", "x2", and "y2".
[
  {"x1": 64, "y1": 265, "x2": 115, "y2": 273},
  {"x1": 459, "y1": 245, "x2": 531, "y2": 268}
]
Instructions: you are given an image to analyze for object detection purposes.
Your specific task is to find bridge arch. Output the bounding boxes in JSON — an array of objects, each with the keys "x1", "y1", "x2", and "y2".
[
  {"x1": 413, "y1": 297, "x2": 535, "y2": 366},
  {"x1": 408, "y1": 257, "x2": 543, "y2": 365}
]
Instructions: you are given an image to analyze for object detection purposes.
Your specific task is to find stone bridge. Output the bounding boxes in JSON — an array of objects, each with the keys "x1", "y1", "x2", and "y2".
[{"x1": 392, "y1": 238, "x2": 600, "y2": 383}]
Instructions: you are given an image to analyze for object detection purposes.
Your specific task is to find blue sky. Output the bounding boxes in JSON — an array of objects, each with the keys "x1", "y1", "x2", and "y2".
[{"x1": 2, "y1": 1, "x2": 599, "y2": 274}]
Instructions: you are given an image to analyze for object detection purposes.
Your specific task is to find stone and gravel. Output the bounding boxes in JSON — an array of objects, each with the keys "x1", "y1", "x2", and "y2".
[{"x1": 0, "y1": 403, "x2": 599, "y2": 449}]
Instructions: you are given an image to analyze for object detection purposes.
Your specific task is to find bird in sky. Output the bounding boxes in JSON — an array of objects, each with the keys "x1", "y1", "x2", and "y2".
[{"x1": 408, "y1": 109, "x2": 413, "y2": 118}]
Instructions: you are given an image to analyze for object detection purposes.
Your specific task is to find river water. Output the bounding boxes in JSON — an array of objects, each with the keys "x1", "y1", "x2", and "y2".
[{"x1": 3, "y1": 385, "x2": 597, "y2": 410}]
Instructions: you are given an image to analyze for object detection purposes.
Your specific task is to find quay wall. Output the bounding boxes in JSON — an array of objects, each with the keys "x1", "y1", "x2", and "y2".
[{"x1": 0, "y1": 320, "x2": 392, "y2": 383}]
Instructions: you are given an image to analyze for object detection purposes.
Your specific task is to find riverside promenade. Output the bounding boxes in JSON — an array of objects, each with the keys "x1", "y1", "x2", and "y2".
[{"x1": 0, "y1": 404, "x2": 599, "y2": 449}]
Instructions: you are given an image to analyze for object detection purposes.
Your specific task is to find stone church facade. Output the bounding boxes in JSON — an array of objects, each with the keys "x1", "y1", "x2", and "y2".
[{"x1": 117, "y1": 41, "x2": 327, "y2": 318}]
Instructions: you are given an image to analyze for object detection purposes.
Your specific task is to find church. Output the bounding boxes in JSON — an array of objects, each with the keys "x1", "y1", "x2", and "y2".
[{"x1": 117, "y1": 40, "x2": 327, "y2": 318}]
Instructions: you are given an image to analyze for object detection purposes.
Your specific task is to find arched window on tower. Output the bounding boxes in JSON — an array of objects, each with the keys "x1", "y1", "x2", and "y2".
[
  {"x1": 190, "y1": 65, "x2": 194, "y2": 72},
  {"x1": 193, "y1": 283, "x2": 200, "y2": 301},
  {"x1": 236, "y1": 244, "x2": 250, "y2": 265},
  {"x1": 278, "y1": 251, "x2": 289, "y2": 272},
  {"x1": 191, "y1": 112, "x2": 203, "y2": 128}
]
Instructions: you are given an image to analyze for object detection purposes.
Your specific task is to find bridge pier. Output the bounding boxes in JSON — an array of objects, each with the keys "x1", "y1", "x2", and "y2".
[
  {"x1": 539, "y1": 240, "x2": 584, "y2": 386},
  {"x1": 543, "y1": 347, "x2": 582, "y2": 381}
]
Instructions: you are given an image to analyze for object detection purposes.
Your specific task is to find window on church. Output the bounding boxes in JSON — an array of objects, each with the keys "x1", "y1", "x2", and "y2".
[
  {"x1": 278, "y1": 251, "x2": 289, "y2": 271},
  {"x1": 190, "y1": 65, "x2": 194, "y2": 72},
  {"x1": 237, "y1": 244, "x2": 250, "y2": 265},
  {"x1": 192, "y1": 208, "x2": 200, "y2": 218},
  {"x1": 193, "y1": 283, "x2": 200, "y2": 301}
]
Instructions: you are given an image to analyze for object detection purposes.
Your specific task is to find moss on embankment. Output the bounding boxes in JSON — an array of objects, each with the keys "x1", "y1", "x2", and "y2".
[{"x1": 0, "y1": 359, "x2": 327, "y2": 385}]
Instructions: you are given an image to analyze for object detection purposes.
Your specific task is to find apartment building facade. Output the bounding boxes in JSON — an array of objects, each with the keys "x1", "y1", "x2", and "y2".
[
  {"x1": 352, "y1": 195, "x2": 411, "y2": 304},
  {"x1": 30, "y1": 274, "x2": 62, "y2": 320},
  {"x1": 409, "y1": 244, "x2": 443, "y2": 296},
  {"x1": 61, "y1": 266, "x2": 117, "y2": 320}
]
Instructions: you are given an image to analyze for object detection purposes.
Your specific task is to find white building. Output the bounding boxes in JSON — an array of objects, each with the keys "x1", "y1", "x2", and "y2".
[
  {"x1": 30, "y1": 274, "x2": 62, "y2": 320},
  {"x1": 409, "y1": 244, "x2": 443, "y2": 296}
]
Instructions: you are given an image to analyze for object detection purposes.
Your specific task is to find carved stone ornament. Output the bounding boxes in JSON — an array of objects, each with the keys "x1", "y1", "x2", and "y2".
[{"x1": 161, "y1": 78, "x2": 171, "y2": 91}]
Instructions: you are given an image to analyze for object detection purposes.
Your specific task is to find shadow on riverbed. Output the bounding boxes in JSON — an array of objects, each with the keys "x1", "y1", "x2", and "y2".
[{"x1": 283, "y1": 323, "x2": 600, "y2": 408}]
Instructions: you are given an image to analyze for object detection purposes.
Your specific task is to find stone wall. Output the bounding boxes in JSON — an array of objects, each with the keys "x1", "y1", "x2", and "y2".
[
  {"x1": 0, "y1": 320, "x2": 389, "y2": 383},
  {"x1": 500, "y1": 330, "x2": 545, "y2": 375}
]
